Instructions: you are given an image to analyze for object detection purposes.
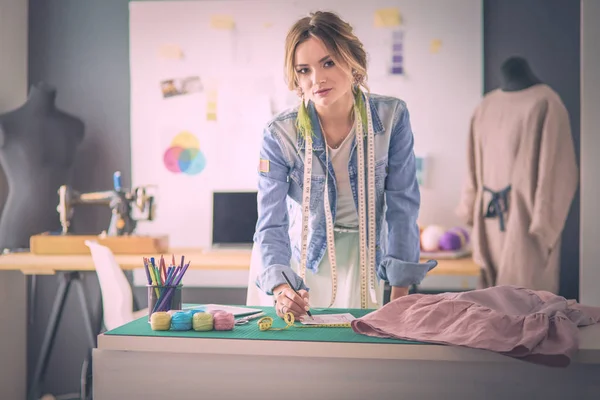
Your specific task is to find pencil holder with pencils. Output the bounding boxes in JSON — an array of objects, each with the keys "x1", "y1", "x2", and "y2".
[
  {"x1": 143, "y1": 254, "x2": 191, "y2": 321},
  {"x1": 147, "y1": 284, "x2": 183, "y2": 320}
]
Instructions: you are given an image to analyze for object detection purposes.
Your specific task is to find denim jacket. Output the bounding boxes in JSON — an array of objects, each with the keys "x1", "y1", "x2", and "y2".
[{"x1": 254, "y1": 92, "x2": 437, "y2": 295}]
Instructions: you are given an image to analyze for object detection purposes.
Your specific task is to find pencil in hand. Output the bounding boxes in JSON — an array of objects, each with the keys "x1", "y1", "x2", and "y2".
[{"x1": 280, "y1": 271, "x2": 313, "y2": 319}]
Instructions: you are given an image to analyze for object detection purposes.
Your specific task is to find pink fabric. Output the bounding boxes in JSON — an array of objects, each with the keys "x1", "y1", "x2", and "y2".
[{"x1": 351, "y1": 286, "x2": 600, "y2": 367}]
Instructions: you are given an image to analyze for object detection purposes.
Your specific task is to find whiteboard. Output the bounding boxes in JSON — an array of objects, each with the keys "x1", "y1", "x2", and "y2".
[{"x1": 129, "y1": 0, "x2": 483, "y2": 248}]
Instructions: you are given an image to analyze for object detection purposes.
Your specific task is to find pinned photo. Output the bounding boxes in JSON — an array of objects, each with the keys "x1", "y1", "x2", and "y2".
[{"x1": 160, "y1": 76, "x2": 203, "y2": 98}]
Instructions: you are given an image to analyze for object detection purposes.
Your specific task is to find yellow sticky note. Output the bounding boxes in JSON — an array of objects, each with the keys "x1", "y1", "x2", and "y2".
[
  {"x1": 206, "y1": 90, "x2": 218, "y2": 121},
  {"x1": 430, "y1": 39, "x2": 442, "y2": 54},
  {"x1": 158, "y1": 44, "x2": 183, "y2": 60},
  {"x1": 374, "y1": 8, "x2": 401, "y2": 27},
  {"x1": 210, "y1": 14, "x2": 235, "y2": 30},
  {"x1": 263, "y1": 22, "x2": 273, "y2": 29}
]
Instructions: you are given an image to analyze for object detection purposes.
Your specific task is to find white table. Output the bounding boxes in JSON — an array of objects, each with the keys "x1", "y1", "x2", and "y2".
[{"x1": 93, "y1": 322, "x2": 600, "y2": 399}]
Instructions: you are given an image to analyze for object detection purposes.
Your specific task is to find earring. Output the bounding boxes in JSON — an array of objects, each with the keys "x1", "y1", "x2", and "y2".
[
  {"x1": 353, "y1": 71, "x2": 364, "y2": 87},
  {"x1": 295, "y1": 86, "x2": 303, "y2": 98}
]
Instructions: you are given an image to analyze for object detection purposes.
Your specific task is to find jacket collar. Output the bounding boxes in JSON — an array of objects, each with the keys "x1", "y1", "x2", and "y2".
[{"x1": 297, "y1": 92, "x2": 384, "y2": 151}]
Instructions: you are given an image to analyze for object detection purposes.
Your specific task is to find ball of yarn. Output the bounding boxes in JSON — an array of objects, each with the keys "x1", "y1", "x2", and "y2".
[
  {"x1": 212, "y1": 311, "x2": 235, "y2": 331},
  {"x1": 421, "y1": 225, "x2": 445, "y2": 251},
  {"x1": 439, "y1": 231, "x2": 462, "y2": 251},
  {"x1": 439, "y1": 227, "x2": 470, "y2": 251},
  {"x1": 187, "y1": 307, "x2": 205, "y2": 316},
  {"x1": 171, "y1": 310, "x2": 194, "y2": 331},
  {"x1": 192, "y1": 312, "x2": 214, "y2": 331},
  {"x1": 451, "y1": 226, "x2": 470, "y2": 245},
  {"x1": 150, "y1": 312, "x2": 172, "y2": 331}
]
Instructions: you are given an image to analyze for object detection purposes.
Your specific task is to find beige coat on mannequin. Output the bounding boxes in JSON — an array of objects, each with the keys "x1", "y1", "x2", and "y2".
[{"x1": 456, "y1": 84, "x2": 578, "y2": 294}]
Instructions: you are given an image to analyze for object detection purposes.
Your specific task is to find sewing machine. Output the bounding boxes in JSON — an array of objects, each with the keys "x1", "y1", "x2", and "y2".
[
  {"x1": 57, "y1": 171, "x2": 156, "y2": 236},
  {"x1": 28, "y1": 172, "x2": 167, "y2": 255}
]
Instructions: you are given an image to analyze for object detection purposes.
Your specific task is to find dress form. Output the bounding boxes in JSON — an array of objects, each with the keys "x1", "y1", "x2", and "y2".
[
  {"x1": 0, "y1": 82, "x2": 84, "y2": 250},
  {"x1": 499, "y1": 56, "x2": 542, "y2": 92}
]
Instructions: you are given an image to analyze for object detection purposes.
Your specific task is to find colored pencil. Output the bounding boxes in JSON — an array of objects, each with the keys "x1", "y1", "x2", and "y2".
[{"x1": 153, "y1": 260, "x2": 190, "y2": 312}]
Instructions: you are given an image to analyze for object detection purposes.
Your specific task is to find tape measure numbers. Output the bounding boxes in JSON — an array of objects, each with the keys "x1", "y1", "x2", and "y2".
[
  {"x1": 258, "y1": 312, "x2": 295, "y2": 331},
  {"x1": 365, "y1": 96, "x2": 378, "y2": 305},
  {"x1": 298, "y1": 92, "x2": 378, "y2": 309},
  {"x1": 355, "y1": 97, "x2": 378, "y2": 309},
  {"x1": 258, "y1": 312, "x2": 351, "y2": 331}
]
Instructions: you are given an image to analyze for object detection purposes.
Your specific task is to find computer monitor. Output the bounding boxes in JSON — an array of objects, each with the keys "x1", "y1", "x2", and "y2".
[{"x1": 211, "y1": 191, "x2": 258, "y2": 247}]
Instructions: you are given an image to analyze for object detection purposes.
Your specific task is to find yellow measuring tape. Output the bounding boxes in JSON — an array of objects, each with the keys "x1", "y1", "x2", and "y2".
[{"x1": 257, "y1": 312, "x2": 351, "y2": 331}]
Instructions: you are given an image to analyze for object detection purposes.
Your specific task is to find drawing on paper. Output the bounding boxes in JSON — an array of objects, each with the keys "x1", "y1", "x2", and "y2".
[
  {"x1": 299, "y1": 313, "x2": 356, "y2": 325},
  {"x1": 390, "y1": 30, "x2": 404, "y2": 75},
  {"x1": 374, "y1": 7, "x2": 402, "y2": 27},
  {"x1": 160, "y1": 76, "x2": 203, "y2": 98},
  {"x1": 163, "y1": 131, "x2": 207, "y2": 175},
  {"x1": 430, "y1": 39, "x2": 443, "y2": 54},
  {"x1": 206, "y1": 90, "x2": 218, "y2": 121},
  {"x1": 157, "y1": 44, "x2": 184, "y2": 59},
  {"x1": 210, "y1": 14, "x2": 235, "y2": 30}
]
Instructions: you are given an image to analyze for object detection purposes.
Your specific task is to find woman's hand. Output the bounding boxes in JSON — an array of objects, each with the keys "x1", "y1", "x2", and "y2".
[
  {"x1": 390, "y1": 286, "x2": 410, "y2": 301},
  {"x1": 273, "y1": 284, "x2": 310, "y2": 320}
]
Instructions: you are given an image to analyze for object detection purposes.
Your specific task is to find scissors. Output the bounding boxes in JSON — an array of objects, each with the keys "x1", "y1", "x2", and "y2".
[{"x1": 235, "y1": 312, "x2": 266, "y2": 325}]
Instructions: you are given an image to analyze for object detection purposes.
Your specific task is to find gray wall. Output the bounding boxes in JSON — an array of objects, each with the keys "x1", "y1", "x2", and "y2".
[
  {"x1": 483, "y1": 0, "x2": 581, "y2": 301},
  {"x1": 580, "y1": 0, "x2": 600, "y2": 307},
  {"x1": 0, "y1": 0, "x2": 28, "y2": 250},
  {"x1": 0, "y1": 0, "x2": 27, "y2": 112},
  {"x1": 27, "y1": 0, "x2": 129, "y2": 395},
  {"x1": 0, "y1": 1, "x2": 28, "y2": 398},
  {"x1": 26, "y1": 0, "x2": 585, "y2": 396}
]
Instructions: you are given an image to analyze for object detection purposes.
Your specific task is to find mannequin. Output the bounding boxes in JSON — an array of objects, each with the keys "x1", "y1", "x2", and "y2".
[
  {"x1": 499, "y1": 56, "x2": 542, "y2": 92},
  {"x1": 0, "y1": 82, "x2": 84, "y2": 250},
  {"x1": 456, "y1": 58, "x2": 578, "y2": 294}
]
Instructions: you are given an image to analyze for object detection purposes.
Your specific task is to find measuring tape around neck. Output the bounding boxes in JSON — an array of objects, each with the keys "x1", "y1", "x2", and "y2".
[
  {"x1": 298, "y1": 93, "x2": 378, "y2": 309},
  {"x1": 355, "y1": 95, "x2": 378, "y2": 309}
]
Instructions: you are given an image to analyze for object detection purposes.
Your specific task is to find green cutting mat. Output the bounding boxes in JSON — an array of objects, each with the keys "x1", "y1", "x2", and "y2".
[{"x1": 105, "y1": 305, "x2": 424, "y2": 345}]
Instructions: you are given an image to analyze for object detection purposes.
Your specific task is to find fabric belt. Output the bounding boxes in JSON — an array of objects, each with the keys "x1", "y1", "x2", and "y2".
[
  {"x1": 334, "y1": 225, "x2": 359, "y2": 233},
  {"x1": 483, "y1": 185, "x2": 511, "y2": 232}
]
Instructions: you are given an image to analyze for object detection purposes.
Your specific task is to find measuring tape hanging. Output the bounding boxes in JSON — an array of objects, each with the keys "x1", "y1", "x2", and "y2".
[
  {"x1": 298, "y1": 91, "x2": 378, "y2": 309},
  {"x1": 355, "y1": 93, "x2": 378, "y2": 308}
]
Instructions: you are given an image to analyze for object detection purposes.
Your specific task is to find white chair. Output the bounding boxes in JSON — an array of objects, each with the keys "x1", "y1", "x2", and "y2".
[{"x1": 85, "y1": 240, "x2": 147, "y2": 331}]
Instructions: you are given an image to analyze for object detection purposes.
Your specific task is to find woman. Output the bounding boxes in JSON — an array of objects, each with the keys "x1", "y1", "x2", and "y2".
[{"x1": 246, "y1": 11, "x2": 437, "y2": 319}]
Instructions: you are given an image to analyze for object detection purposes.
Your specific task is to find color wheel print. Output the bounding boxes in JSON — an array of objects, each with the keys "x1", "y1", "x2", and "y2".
[{"x1": 163, "y1": 131, "x2": 206, "y2": 175}]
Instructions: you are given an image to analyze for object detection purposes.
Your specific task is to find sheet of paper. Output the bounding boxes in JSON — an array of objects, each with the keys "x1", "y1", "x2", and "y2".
[
  {"x1": 161, "y1": 130, "x2": 207, "y2": 176},
  {"x1": 300, "y1": 313, "x2": 356, "y2": 325},
  {"x1": 390, "y1": 30, "x2": 404, "y2": 75},
  {"x1": 430, "y1": 39, "x2": 443, "y2": 54},
  {"x1": 374, "y1": 8, "x2": 402, "y2": 28},
  {"x1": 158, "y1": 44, "x2": 184, "y2": 59},
  {"x1": 210, "y1": 14, "x2": 235, "y2": 30},
  {"x1": 206, "y1": 89, "x2": 218, "y2": 121},
  {"x1": 160, "y1": 75, "x2": 203, "y2": 99},
  {"x1": 185, "y1": 304, "x2": 262, "y2": 316}
]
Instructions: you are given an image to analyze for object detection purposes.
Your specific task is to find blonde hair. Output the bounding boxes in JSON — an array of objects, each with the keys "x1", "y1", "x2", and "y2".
[{"x1": 284, "y1": 11, "x2": 368, "y2": 92}]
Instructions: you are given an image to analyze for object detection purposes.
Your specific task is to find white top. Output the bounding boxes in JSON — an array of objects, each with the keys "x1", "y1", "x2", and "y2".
[{"x1": 327, "y1": 128, "x2": 358, "y2": 228}]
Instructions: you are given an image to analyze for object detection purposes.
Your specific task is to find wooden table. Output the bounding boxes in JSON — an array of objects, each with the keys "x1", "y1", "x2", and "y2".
[{"x1": 0, "y1": 247, "x2": 480, "y2": 276}]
